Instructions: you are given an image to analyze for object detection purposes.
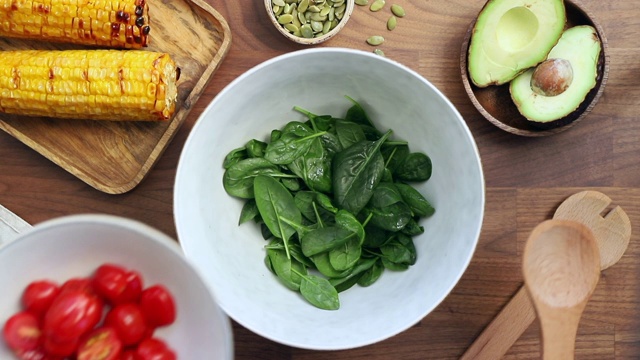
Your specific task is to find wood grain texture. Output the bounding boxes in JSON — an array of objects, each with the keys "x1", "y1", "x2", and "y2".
[
  {"x1": 0, "y1": 0, "x2": 231, "y2": 194},
  {"x1": 1, "y1": 0, "x2": 639, "y2": 358}
]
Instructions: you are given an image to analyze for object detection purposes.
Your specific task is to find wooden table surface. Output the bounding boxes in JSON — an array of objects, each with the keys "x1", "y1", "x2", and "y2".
[{"x1": 1, "y1": 0, "x2": 639, "y2": 358}]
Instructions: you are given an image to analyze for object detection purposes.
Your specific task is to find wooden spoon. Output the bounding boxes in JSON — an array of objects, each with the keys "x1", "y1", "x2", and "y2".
[
  {"x1": 522, "y1": 219, "x2": 600, "y2": 360},
  {"x1": 461, "y1": 191, "x2": 631, "y2": 359}
]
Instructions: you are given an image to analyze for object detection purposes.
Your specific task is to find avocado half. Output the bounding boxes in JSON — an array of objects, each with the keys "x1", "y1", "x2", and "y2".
[
  {"x1": 510, "y1": 26, "x2": 602, "y2": 123},
  {"x1": 467, "y1": 0, "x2": 566, "y2": 87}
]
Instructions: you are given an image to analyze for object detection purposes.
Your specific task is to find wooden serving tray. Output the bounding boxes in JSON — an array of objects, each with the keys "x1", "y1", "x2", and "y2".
[{"x1": 0, "y1": 0, "x2": 231, "y2": 194}]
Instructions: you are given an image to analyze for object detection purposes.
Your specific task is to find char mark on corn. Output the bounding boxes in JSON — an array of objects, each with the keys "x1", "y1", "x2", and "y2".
[{"x1": 0, "y1": 0, "x2": 151, "y2": 48}]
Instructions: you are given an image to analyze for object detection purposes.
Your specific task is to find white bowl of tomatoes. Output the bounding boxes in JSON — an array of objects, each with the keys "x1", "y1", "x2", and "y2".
[{"x1": 0, "y1": 214, "x2": 233, "y2": 360}]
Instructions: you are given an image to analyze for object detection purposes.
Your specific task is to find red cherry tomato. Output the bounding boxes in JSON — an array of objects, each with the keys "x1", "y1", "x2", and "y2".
[
  {"x1": 104, "y1": 303, "x2": 147, "y2": 346},
  {"x1": 139, "y1": 285, "x2": 176, "y2": 327},
  {"x1": 21, "y1": 280, "x2": 60, "y2": 318},
  {"x1": 76, "y1": 327, "x2": 122, "y2": 360},
  {"x1": 135, "y1": 338, "x2": 176, "y2": 360},
  {"x1": 2, "y1": 311, "x2": 41, "y2": 352},
  {"x1": 115, "y1": 270, "x2": 144, "y2": 305},
  {"x1": 120, "y1": 349, "x2": 138, "y2": 360},
  {"x1": 59, "y1": 278, "x2": 94, "y2": 295},
  {"x1": 42, "y1": 335, "x2": 78, "y2": 357},
  {"x1": 14, "y1": 347, "x2": 64, "y2": 360},
  {"x1": 43, "y1": 291, "x2": 103, "y2": 343},
  {"x1": 91, "y1": 264, "x2": 128, "y2": 303}
]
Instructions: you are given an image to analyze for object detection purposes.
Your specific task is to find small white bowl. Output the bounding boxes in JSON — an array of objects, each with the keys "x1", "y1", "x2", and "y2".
[
  {"x1": 0, "y1": 214, "x2": 233, "y2": 360},
  {"x1": 175, "y1": 48, "x2": 485, "y2": 350},
  {"x1": 265, "y1": 0, "x2": 354, "y2": 45}
]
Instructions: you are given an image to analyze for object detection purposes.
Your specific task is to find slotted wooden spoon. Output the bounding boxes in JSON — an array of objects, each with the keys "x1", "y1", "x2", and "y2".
[
  {"x1": 523, "y1": 219, "x2": 600, "y2": 359},
  {"x1": 461, "y1": 191, "x2": 631, "y2": 359}
]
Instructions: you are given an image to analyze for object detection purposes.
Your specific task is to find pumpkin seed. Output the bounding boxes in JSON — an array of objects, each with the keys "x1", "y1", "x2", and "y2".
[
  {"x1": 391, "y1": 4, "x2": 405, "y2": 17},
  {"x1": 284, "y1": 23, "x2": 300, "y2": 33},
  {"x1": 333, "y1": 0, "x2": 345, "y2": 7},
  {"x1": 300, "y1": 24, "x2": 314, "y2": 38},
  {"x1": 278, "y1": 13, "x2": 294, "y2": 24},
  {"x1": 355, "y1": 0, "x2": 368, "y2": 4},
  {"x1": 298, "y1": 0, "x2": 309, "y2": 13},
  {"x1": 297, "y1": 11, "x2": 307, "y2": 24},
  {"x1": 272, "y1": 0, "x2": 285, "y2": 6},
  {"x1": 366, "y1": 35, "x2": 384, "y2": 46},
  {"x1": 283, "y1": 3, "x2": 292, "y2": 14},
  {"x1": 273, "y1": 5, "x2": 282, "y2": 15},
  {"x1": 308, "y1": 5, "x2": 321, "y2": 12},
  {"x1": 369, "y1": 0, "x2": 385, "y2": 12},
  {"x1": 311, "y1": 20, "x2": 324, "y2": 32},
  {"x1": 328, "y1": 6, "x2": 335, "y2": 21},
  {"x1": 320, "y1": 6, "x2": 331, "y2": 16},
  {"x1": 322, "y1": 20, "x2": 332, "y2": 34},
  {"x1": 373, "y1": 48, "x2": 385, "y2": 56},
  {"x1": 310, "y1": 13, "x2": 327, "y2": 21},
  {"x1": 387, "y1": 15, "x2": 397, "y2": 30}
]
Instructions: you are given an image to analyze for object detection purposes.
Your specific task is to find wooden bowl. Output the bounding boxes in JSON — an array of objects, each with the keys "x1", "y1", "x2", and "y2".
[
  {"x1": 460, "y1": 0, "x2": 609, "y2": 137},
  {"x1": 264, "y1": 0, "x2": 354, "y2": 45}
]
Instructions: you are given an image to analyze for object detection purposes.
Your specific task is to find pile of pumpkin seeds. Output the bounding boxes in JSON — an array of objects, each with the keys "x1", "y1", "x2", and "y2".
[
  {"x1": 355, "y1": 0, "x2": 406, "y2": 55},
  {"x1": 271, "y1": 0, "x2": 348, "y2": 39}
]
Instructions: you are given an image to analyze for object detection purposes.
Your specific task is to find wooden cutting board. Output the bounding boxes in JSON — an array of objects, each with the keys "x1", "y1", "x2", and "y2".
[{"x1": 0, "y1": 0, "x2": 231, "y2": 194}]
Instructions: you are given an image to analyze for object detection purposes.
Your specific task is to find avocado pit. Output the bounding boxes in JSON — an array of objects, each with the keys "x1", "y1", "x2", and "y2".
[{"x1": 531, "y1": 58, "x2": 574, "y2": 97}]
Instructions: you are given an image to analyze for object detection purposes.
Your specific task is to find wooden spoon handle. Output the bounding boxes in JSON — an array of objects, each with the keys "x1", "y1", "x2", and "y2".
[{"x1": 460, "y1": 286, "x2": 536, "y2": 359}]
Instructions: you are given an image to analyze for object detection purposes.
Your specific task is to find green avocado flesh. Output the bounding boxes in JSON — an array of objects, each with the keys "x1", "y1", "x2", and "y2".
[
  {"x1": 467, "y1": 0, "x2": 566, "y2": 87},
  {"x1": 510, "y1": 25, "x2": 602, "y2": 123}
]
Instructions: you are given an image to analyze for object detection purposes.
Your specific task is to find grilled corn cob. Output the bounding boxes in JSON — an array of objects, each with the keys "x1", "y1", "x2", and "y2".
[
  {"x1": 0, "y1": 0, "x2": 151, "y2": 48},
  {"x1": 0, "y1": 49, "x2": 179, "y2": 121}
]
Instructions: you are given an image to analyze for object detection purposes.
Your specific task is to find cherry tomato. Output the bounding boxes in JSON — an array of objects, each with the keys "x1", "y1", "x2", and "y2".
[
  {"x1": 43, "y1": 291, "x2": 103, "y2": 343},
  {"x1": 115, "y1": 270, "x2": 144, "y2": 305},
  {"x1": 135, "y1": 338, "x2": 176, "y2": 360},
  {"x1": 120, "y1": 349, "x2": 138, "y2": 360},
  {"x1": 104, "y1": 304, "x2": 147, "y2": 346},
  {"x1": 76, "y1": 327, "x2": 122, "y2": 360},
  {"x1": 91, "y1": 265, "x2": 144, "y2": 305},
  {"x1": 14, "y1": 347, "x2": 64, "y2": 360},
  {"x1": 2, "y1": 311, "x2": 41, "y2": 352},
  {"x1": 91, "y1": 264, "x2": 128, "y2": 303},
  {"x1": 59, "y1": 278, "x2": 94, "y2": 295},
  {"x1": 139, "y1": 286, "x2": 176, "y2": 327},
  {"x1": 42, "y1": 335, "x2": 77, "y2": 357},
  {"x1": 21, "y1": 281, "x2": 60, "y2": 318}
]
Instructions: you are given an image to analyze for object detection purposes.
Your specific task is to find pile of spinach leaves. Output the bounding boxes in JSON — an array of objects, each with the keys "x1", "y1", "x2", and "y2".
[{"x1": 222, "y1": 96, "x2": 435, "y2": 310}]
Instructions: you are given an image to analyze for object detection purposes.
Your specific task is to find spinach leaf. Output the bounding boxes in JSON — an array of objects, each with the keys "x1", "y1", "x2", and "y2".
[
  {"x1": 294, "y1": 270, "x2": 340, "y2": 310},
  {"x1": 344, "y1": 95, "x2": 375, "y2": 128},
  {"x1": 329, "y1": 236, "x2": 361, "y2": 271},
  {"x1": 365, "y1": 202, "x2": 412, "y2": 232},
  {"x1": 335, "y1": 119, "x2": 366, "y2": 149},
  {"x1": 357, "y1": 258, "x2": 384, "y2": 287},
  {"x1": 223, "y1": 158, "x2": 294, "y2": 199},
  {"x1": 281, "y1": 178, "x2": 301, "y2": 192},
  {"x1": 395, "y1": 183, "x2": 435, "y2": 217},
  {"x1": 239, "y1": 200, "x2": 259, "y2": 225},
  {"x1": 294, "y1": 191, "x2": 334, "y2": 225},
  {"x1": 254, "y1": 175, "x2": 302, "y2": 258},
  {"x1": 396, "y1": 152, "x2": 432, "y2": 182},
  {"x1": 288, "y1": 137, "x2": 332, "y2": 193},
  {"x1": 312, "y1": 252, "x2": 351, "y2": 278},
  {"x1": 381, "y1": 143, "x2": 409, "y2": 174},
  {"x1": 335, "y1": 209, "x2": 365, "y2": 244},
  {"x1": 363, "y1": 225, "x2": 392, "y2": 248},
  {"x1": 270, "y1": 129, "x2": 282, "y2": 142},
  {"x1": 245, "y1": 139, "x2": 267, "y2": 158},
  {"x1": 401, "y1": 218, "x2": 425, "y2": 236},
  {"x1": 266, "y1": 245, "x2": 306, "y2": 291},
  {"x1": 223, "y1": 147, "x2": 248, "y2": 169},
  {"x1": 300, "y1": 226, "x2": 354, "y2": 257},
  {"x1": 329, "y1": 257, "x2": 377, "y2": 292},
  {"x1": 264, "y1": 121, "x2": 327, "y2": 165},
  {"x1": 332, "y1": 130, "x2": 391, "y2": 214},
  {"x1": 380, "y1": 234, "x2": 417, "y2": 266},
  {"x1": 368, "y1": 182, "x2": 403, "y2": 208}
]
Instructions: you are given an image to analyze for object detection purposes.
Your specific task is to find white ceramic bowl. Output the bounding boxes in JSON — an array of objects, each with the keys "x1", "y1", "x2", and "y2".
[
  {"x1": 0, "y1": 214, "x2": 233, "y2": 359},
  {"x1": 175, "y1": 48, "x2": 485, "y2": 350}
]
